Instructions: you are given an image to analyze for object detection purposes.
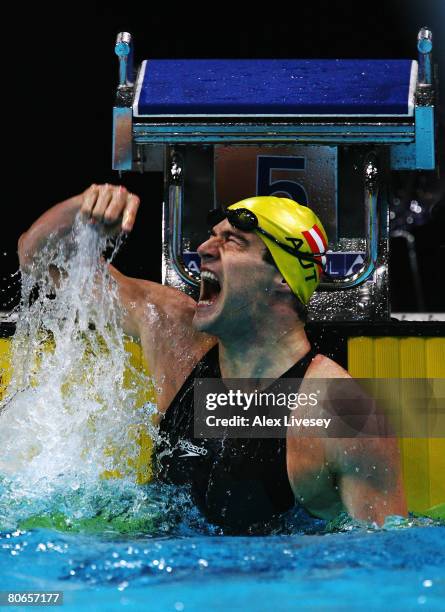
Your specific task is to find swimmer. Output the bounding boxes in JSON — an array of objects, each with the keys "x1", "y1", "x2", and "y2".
[{"x1": 18, "y1": 184, "x2": 407, "y2": 531}]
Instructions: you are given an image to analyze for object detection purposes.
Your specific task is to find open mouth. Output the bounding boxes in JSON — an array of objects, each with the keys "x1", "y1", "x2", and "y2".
[{"x1": 198, "y1": 270, "x2": 222, "y2": 307}]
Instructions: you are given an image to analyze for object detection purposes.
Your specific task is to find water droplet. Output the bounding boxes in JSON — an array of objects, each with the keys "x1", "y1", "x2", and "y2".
[{"x1": 117, "y1": 581, "x2": 129, "y2": 591}]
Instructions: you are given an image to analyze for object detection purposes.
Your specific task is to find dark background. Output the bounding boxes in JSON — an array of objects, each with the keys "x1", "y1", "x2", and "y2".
[{"x1": 1, "y1": 0, "x2": 444, "y2": 313}]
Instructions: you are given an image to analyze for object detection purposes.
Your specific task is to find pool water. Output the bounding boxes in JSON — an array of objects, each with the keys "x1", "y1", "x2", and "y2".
[
  {"x1": 1, "y1": 522, "x2": 444, "y2": 611},
  {"x1": 1, "y1": 477, "x2": 443, "y2": 610}
]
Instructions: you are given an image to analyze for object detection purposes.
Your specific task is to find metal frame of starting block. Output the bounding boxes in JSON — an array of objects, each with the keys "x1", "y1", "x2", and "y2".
[{"x1": 112, "y1": 29, "x2": 437, "y2": 322}]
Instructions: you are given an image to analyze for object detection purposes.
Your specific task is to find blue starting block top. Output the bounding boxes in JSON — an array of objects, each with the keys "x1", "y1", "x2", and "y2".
[{"x1": 134, "y1": 59, "x2": 416, "y2": 118}]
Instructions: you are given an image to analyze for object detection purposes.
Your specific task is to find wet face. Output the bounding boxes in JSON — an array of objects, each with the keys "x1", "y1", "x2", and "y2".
[{"x1": 193, "y1": 219, "x2": 277, "y2": 336}]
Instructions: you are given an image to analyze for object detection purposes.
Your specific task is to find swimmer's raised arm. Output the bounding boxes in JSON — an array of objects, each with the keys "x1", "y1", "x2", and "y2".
[
  {"x1": 18, "y1": 184, "x2": 140, "y2": 272},
  {"x1": 18, "y1": 183, "x2": 215, "y2": 411}
]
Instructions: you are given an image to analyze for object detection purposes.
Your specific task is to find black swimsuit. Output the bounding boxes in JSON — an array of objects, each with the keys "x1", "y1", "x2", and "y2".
[{"x1": 155, "y1": 344, "x2": 316, "y2": 532}]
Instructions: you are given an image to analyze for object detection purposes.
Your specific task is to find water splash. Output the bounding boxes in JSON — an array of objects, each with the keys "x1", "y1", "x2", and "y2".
[{"x1": 0, "y1": 216, "x2": 162, "y2": 528}]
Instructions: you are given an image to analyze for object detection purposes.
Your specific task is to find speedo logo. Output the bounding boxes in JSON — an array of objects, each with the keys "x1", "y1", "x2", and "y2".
[{"x1": 178, "y1": 439, "x2": 208, "y2": 458}]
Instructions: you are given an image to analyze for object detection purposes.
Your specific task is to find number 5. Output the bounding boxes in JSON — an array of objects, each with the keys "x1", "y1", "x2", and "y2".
[{"x1": 257, "y1": 156, "x2": 308, "y2": 204}]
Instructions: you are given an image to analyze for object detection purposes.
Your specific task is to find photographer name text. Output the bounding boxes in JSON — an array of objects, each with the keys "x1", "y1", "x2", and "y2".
[{"x1": 205, "y1": 415, "x2": 331, "y2": 429}]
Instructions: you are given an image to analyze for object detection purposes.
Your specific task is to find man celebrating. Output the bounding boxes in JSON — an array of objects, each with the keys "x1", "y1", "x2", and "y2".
[{"x1": 18, "y1": 183, "x2": 407, "y2": 532}]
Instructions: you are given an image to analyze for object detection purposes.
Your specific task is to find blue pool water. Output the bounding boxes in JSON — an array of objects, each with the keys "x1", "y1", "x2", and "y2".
[{"x1": 1, "y1": 521, "x2": 444, "y2": 611}]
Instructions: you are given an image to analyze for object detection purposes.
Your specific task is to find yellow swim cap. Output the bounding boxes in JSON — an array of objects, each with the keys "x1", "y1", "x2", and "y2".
[{"x1": 227, "y1": 196, "x2": 328, "y2": 305}]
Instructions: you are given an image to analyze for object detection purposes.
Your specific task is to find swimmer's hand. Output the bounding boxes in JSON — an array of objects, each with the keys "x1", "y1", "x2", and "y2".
[{"x1": 80, "y1": 184, "x2": 140, "y2": 234}]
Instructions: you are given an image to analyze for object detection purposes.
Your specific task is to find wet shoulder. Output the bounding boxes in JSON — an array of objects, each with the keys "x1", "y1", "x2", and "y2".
[
  {"x1": 138, "y1": 280, "x2": 197, "y2": 318},
  {"x1": 305, "y1": 353, "x2": 351, "y2": 379}
]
